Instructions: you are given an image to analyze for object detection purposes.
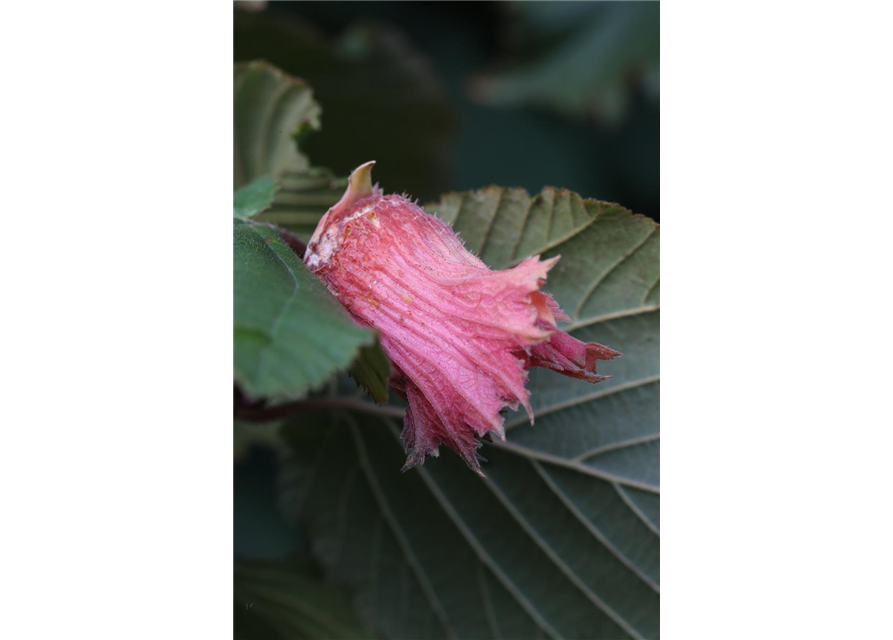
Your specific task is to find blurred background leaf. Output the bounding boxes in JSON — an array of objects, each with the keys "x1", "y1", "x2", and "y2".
[
  {"x1": 234, "y1": 1, "x2": 268, "y2": 14},
  {"x1": 276, "y1": 188, "x2": 659, "y2": 639},
  {"x1": 234, "y1": 61, "x2": 347, "y2": 239},
  {"x1": 236, "y1": 2, "x2": 659, "y2": 222},
  {"x1": 234, "y1": 61, "x2": 319, "y2": 186},
  {"x1": 235, "y1": 9, "x2": 456, "y2": 204},
  {"x1": 235, "y1": 558, "x2": 376, "y2": 640},
  {"x1": 471, "y1": 2, "x2": 659, "y2": 124},
  {"x1": 234, "y1": 418, "x2": 281, "y2": 462}
]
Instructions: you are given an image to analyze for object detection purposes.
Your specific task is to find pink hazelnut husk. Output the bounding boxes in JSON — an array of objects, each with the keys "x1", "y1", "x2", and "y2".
[{"x1": 305, "y1": 162, "x2": 620, "y2": 475}]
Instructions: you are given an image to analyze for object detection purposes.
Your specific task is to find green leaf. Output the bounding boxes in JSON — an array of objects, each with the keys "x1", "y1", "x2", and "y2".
[
  {"x1": 235, "y1": 559, "x2": 376, "y2": 640},
  {"x1": 234, "y1": 61, "x2": 348, "y2": 239},
  {"x1": 234, "y1": 12, "x2": 456, "y2": 203},
  {"x1": 233, "y1": 218, "x2": 375, "y2": 399},
  {"x1": 472, "y1": 2, "x2": 659, "y2": 122},
  {"x1": 233, "y1": 61, "x2": 390, "y2": 402},
  {"x1": 234, "y1": 177, "x2": 278, "y2": 219},
  {"x1": 234, "y1": 61, "x2": 319, "y2": 186},
  {"x1": 255, "y1": 167, "x2": 348, "y2": 242},
  {"x1": 347, "y1": 339, "x2": 391, "y2": 405},
  {"x1": 279, "y1": 187, "x2": 659, "y2": 639}
]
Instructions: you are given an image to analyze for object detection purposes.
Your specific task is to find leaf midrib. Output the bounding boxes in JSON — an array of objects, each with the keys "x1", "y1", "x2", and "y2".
[{"x1": 244, "y1": 224, "x2": 304, "y2": 388}]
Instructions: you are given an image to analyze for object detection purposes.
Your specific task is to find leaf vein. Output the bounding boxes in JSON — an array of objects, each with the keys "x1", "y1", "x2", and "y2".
[
  {"x1": 487, "y1": 439, "x2": 660, "y2": 494},
  {"x1": 477, "y1": 187, "x2": 505, "y2": 257},
  {"x1": 505, "y1": 375, "x2": 660, "y2": 430},
  {"x1": 381, "y1": 421, "x2": 563, "y2": 640},
  {"x1": 572, "y1": 433, "x2": 661, "y2": 462},
  {"x1": 509, "y1": 194, "x2": 538, "y2": 262},
  {"x1": 477, "y1": 561, "x2": 503, "y2": 640},
  {"x1": 640, "y1": 277, "x2": 660, "y2": 306},
  {"x1": 572, "y1": 226, "x2": 657, "y2": 320},
  {"x1": 532, "y1": 461, "x2": 660, "y2": 593},
  {"x1": 564, "y1": 305, "x2": 659, "y2": 333},
  {"x1": 348, "y1": 417, "x2": 457, "y2": 640},
  {"x1": 481, "y1": 471, "x2": 642, "y2": 639},
  {"x1": 614, "y1": 483, "x2": 660, "y2": 537}
]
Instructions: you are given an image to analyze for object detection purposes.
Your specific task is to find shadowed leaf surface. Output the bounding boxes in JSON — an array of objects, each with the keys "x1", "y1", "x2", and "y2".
[
  {"x1": 234, "y1": 9, "x2": 455, "y2": 203},
  {"x1": 348, "y1": 339, "x2": 391, "y2": 405},
  {"x1": 235, "y1": 559, "x2": 376, "y2": 639}
]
